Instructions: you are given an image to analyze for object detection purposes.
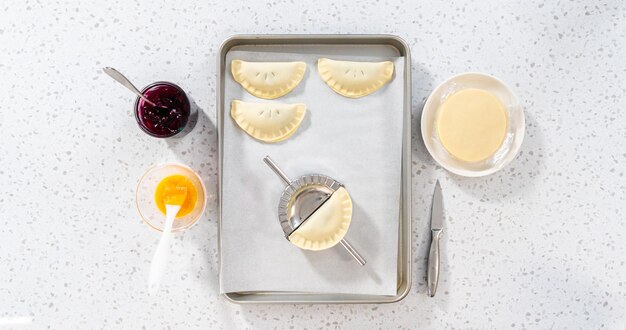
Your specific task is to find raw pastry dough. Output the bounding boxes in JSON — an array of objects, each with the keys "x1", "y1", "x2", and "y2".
[
  {"x1": 231, "y1": 60, "x2": 307, "y2": 99},
  {"x1": 436, "y1": 88, "x2": 508, "y2": 162},
  {"x1": 230, "y1": 100, "x2": 306, "y2": 143},
  {"x1": 288, "y1": 187, "x2": 352, "y2": 251},
  {"x1": 317, "y1": 58, "x2": 394, "y2": 98}
]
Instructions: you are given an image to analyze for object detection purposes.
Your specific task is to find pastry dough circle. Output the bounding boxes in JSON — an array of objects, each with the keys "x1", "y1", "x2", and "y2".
[
  {"x1": 230, "y1": 100, "x2": 306, "y2": 143},
  {"x1": 317, "y1": 58, "x2": 394, "y2": 98},
  {"x1": 231, "y1": 60, "x2": 306, "y2": 99},
  {"x1": 437, "y1": 88, "x2": 508, "y2": 162},
  {"x1": 288, "y1": 187, "x2": 352, "y2": 251}
]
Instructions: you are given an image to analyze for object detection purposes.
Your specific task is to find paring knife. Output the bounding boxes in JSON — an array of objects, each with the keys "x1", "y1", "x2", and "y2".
[{"x1": 427, "y1": 180, "x2": 443, "y2": 297}]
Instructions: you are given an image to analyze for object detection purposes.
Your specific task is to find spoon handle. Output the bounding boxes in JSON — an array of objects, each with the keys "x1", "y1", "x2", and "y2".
[{"x1": 103, "y1": 67, "x2": 156, "y2": 107}]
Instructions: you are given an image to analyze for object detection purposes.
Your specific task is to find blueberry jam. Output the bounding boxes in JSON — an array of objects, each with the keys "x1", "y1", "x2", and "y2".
[{"x1": 135, "y1": 82, "x2": 190, "y2": 138}]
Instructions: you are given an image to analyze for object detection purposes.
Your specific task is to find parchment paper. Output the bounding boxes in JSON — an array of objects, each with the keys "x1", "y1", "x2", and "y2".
[{"x1": 220, "y1": 45, "x2": 404, "y2": 295}]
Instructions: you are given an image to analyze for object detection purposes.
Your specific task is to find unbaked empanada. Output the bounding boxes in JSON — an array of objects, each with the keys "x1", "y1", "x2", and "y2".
[
  {"x1": 317, "y1": 58, "x2": 394, "y2": 98},
  {"x1": 231, "y1": 60, "x2": 307, "y2": 99},
  {"x1": 230, "y1": 100, "x2": 306, "y2": 143},
  {"x1": 288, "y1": 187, "x2": 352, "y2": 251}
]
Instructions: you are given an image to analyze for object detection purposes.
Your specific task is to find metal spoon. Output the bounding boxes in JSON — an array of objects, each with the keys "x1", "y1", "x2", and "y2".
[{"x1": 103, "y1": 67, "x2": 157, "y2": 107}]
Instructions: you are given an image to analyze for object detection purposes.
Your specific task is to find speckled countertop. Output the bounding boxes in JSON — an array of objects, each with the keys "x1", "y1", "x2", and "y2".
[{"x1": 1, "y1": 0, "x2": 625, "y2": 329}]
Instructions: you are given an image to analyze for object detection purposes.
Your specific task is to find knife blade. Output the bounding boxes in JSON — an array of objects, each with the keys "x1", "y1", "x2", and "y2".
[{"x1": 427, "y1": 180, "x2": 443, "y2": 297}]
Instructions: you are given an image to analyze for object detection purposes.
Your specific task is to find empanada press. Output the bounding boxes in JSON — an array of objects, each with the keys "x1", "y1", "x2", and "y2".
[{"x1": 263, "y1": 156, "x2": 366, "y2": 266}]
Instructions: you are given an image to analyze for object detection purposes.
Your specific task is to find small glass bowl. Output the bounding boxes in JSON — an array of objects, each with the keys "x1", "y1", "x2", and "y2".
[{"x1": 136, "y1": 163, "x2": 206, "y2": 232}]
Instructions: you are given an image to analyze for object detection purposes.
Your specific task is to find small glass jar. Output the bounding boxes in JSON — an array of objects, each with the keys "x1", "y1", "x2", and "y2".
[{"x1": 134, "y1": 81, "x2": 197, "y2": 138}]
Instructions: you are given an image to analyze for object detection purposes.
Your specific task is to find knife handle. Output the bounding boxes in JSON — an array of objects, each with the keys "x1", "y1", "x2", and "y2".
[{"x1": 427, "y1": 229, "x2": 442, "y2": 297}]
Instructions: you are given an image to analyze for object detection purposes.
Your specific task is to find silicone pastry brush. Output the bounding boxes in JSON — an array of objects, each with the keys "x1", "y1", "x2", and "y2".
[{"x1": 148, "y1": 185, "x2": 188, "y2": 294}]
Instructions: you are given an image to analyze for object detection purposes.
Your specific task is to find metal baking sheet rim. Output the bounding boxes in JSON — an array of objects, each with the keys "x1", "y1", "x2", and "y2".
[{"x1": 216, "y1": 34, "x2": 412, "y2": 304}]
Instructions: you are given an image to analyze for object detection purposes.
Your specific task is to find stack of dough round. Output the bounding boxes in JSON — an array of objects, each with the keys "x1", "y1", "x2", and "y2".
[{"x1": 436, "y1": 88, "x2": 508, "y2": 163}]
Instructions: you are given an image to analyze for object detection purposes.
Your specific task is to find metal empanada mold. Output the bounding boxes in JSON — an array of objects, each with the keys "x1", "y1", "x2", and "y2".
[{"x1": 263, "y1": 155, "x2": 366, "y2": 266}]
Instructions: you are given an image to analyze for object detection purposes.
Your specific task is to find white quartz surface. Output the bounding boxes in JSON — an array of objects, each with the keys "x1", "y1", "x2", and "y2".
[{"x1": 0, "y1": 0, "x2": 625, "y2": 328}]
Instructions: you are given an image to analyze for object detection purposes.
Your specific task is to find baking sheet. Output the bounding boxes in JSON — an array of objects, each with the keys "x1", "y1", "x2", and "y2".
[{"x1": 220, "y1": 45, "x2": 404, "y2": 295}]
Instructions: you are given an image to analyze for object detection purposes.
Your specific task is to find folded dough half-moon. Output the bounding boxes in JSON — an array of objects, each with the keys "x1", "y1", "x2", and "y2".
[
  {"x1": 288, "y1": 187, "x2": 353, "y2": 251},
  {"x1": 230, "y1": 100, "x2": 306, "y2": 143},
  {"x1": 317, "y1": 58, "x2": 394, "y2": 98},
  {"x1": 231, "y1": 60, "x2": 307, "y2": 99}
]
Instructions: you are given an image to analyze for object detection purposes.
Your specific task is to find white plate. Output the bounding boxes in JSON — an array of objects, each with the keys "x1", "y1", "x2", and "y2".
[{"x1": 421, "y1": 72, "x2": 525, "y2": 177}]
